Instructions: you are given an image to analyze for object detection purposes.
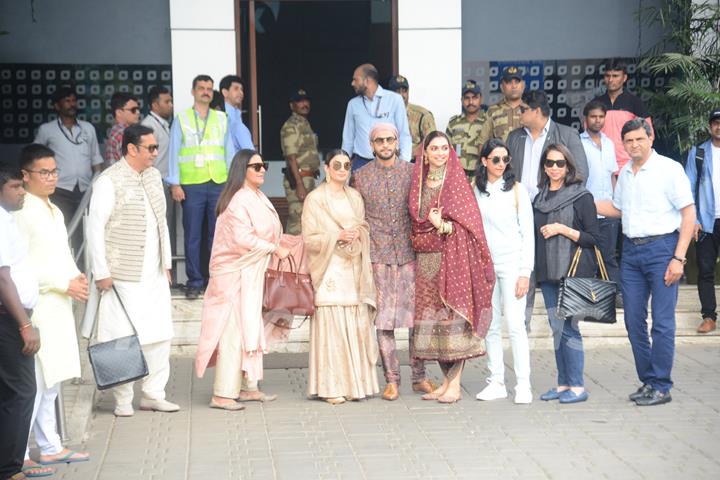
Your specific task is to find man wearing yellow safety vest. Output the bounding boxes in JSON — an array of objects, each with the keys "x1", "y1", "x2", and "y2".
[{"x1": 167, "y1": 74, "x2": 236, "y2": 299}]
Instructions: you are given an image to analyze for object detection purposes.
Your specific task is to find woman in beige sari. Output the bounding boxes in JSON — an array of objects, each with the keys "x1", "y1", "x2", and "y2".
[{"x1": 302, "y1": 149, "x2": 379, "y2": 404}]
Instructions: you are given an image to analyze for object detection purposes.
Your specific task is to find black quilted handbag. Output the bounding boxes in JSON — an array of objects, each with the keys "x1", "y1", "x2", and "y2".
[
  {"x1": 87, "y1": 285, "x2": 149, "y2": 390},
  {"x1": 557, "y1": 246, "x2": 617, "y2": 324}
]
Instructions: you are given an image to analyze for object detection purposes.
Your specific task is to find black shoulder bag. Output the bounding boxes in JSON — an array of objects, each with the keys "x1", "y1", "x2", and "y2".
[{"x1": 557, "y1": 246, "x2": 617, "y2": 324}]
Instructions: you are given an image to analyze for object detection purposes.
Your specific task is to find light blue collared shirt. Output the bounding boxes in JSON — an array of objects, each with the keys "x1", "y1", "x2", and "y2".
[
  {"x1": 224, "y1": 102, "x2": 254, "y2": 151},
  {"x1": 520, "y1": 119, "x2": 550, "y2": 200},
  {"x1": 581, "y1": 131, "x2": 618, "y2": 217},
  {"x1": 341, "y1": 85, "x2": 412, "y2": 161},
  {"x1": 165, "y1": 108, "x2": 236, "y2": 185}
]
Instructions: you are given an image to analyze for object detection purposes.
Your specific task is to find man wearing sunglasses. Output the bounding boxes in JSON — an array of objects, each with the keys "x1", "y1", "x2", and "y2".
[
  {"x1": 87, "y1": 124, "x2": 179, "y2": 417},
  {"x1": 104, "y1": 92, "x2": 141, "y2": 168}
]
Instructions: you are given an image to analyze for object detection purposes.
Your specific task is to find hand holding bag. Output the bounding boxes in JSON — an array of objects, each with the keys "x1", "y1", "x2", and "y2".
[
  {"x1": 557, "y1": 246, "x2": 617, "y2": 324},
  {"x1": 263, "y1": 253, "x2": 315, "y2": 320},
  {"x1": 87, "y1": 285, "x2": 149, "y2": 390}
]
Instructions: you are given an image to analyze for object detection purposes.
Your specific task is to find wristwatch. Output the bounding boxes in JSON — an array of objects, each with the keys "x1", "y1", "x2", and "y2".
[{"x1": 671, "y1": 255, "x2": 687, "y2": 265}]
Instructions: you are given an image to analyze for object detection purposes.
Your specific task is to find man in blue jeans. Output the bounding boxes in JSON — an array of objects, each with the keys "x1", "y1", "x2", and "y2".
[{"x1": 597, "y1": 118, "x2": 695, "y2": 406}]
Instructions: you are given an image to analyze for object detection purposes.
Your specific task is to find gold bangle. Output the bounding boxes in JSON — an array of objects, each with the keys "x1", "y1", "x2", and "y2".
[{"x1": 19, "y1": 322, "x2": 32, "y2": 332}]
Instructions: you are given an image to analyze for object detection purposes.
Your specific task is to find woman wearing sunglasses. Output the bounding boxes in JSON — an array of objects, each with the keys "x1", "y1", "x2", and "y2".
[
  {"x1": 195, "y1": 149, "x2": 289, "y2": 410},
  {"x1": 533, "y1": 143, "x2": 599, "y2": 404},
  {"x1": 473, "y1": 138, "x2": 534, "y2": 404},
  {"x1": 302, "y1": 149, "x2": 379, "y2": 404},
  {"x1": 408, "y1": 131, "x2": 495, "y2": 403}
]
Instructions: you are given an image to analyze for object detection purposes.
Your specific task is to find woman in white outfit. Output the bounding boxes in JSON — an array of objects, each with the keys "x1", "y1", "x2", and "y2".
[{"x1": 473, "y1": 138, "x2": 534, "y2": 404}]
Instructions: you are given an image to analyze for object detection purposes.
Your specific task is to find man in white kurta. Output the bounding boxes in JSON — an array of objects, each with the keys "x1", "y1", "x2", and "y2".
[
  {"x1": 87, "y1": 124, "x2": 179, "y2": 417},
  {"x1": 14, "y1": 145, "x2": 90, "y2": 472}
]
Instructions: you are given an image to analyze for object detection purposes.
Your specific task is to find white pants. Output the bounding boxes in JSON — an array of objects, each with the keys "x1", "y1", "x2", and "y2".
[
  {"x1": 213, "y1": 315, "x2": 258, "y2": 398},
  {"x1": 485, "y1": 262, "x2": 531, "y2": 388},
  {"x1": 25, "y1": 361, "x2": 63, "y2": 459},
  {"x1": 113, "y1": 340, "x2": 171, "y2": 407}
]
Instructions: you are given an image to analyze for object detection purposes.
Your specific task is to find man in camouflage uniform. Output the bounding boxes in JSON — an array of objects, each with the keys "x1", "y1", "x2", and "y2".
[
  {"x1": 280, "y1": 89, "x2": 320, "y2": 234},
  {"x1": 486, "y1": 65, "x2": 525, "y2": 142},
  {"x1": 388, "y1": 75, "x2": 436, "y2": 159},
  {"x1": 446, "y1": 80, "x2": 491, "y2": 178}
]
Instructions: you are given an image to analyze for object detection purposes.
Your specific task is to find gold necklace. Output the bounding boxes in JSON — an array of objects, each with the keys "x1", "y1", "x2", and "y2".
[{"x1": 427, "y1": 165, "x2": 446, "y2": 182}]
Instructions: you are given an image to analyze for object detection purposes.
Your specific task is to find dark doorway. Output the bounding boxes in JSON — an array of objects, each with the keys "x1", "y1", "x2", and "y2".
[{"x1": 238, "y1": 0, "x2": 394, "y2": 160}]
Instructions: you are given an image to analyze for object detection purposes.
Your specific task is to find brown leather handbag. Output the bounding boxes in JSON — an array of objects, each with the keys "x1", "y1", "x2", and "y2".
[{"x1": 263, "y1": 254, "x2": 315, "y2": 319}]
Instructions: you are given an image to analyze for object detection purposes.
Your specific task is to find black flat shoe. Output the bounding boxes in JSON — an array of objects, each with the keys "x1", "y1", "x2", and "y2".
[
  {"x1": 185, "y1": 287, "x2": 201, "y2": 299},
  {"x1": 635, "y1": 389, "x2": 672, "y2": 406},
  {"x1": 628, "y1": 384, "x2": 652, "y2": 401}
]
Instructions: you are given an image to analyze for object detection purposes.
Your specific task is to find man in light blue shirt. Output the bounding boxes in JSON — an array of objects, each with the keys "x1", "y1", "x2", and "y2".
[
  {"x1": 220, "y1": 75, "x2": 254, "y2": 151},
  {"x1": 342, "y1": 63, "x2": 412, "y2": 171},
  {"x1": 581, "y1": 100, "x2": 620, "y2": 286}
]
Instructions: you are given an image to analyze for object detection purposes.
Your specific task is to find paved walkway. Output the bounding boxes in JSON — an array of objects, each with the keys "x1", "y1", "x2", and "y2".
[{"x1": 40, "y1": 342, "x2": 720, "y2": 480}]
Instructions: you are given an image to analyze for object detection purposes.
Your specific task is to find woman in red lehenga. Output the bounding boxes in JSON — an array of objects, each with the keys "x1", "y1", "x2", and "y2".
[{"x1": 408, "y1": 131, "x2": 496, "y2": 403}]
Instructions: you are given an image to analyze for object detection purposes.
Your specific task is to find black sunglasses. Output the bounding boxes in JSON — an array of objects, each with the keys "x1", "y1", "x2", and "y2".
[
  {"x1": 124, "y1": 107, "x2": 140, "y2": 114},
  {"x1": 544, "y1": 159, "x2": 567, "y2": 168},
  {"x1": 136, "y1": 144, "x2": 159, "y2": 153},
  {"x1": 247, "y1": 162, "x2": 269, "y2": 172},
  {"x1": 489, "y1": 155, "x2": 511, "y2": 165},
  {"x1": 518, "y1": 105, "x2": 531, "y2": 113}
]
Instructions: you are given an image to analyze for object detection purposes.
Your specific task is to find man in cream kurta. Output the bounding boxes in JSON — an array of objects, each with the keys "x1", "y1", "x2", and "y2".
[
  {"x1": 87, "y1": 124, "x2": 179, "y2": 417},
  {"x1": 14, "y1": 144, "x2": 90, "y2": 472}
]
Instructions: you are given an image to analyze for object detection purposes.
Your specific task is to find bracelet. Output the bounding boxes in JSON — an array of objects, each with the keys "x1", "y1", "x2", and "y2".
[
  {"x1": 671, "y1": 255, "x2": 687, "y2": 265},
  {"x1": 19, "y1": 322, "x2": 32, "y2": 332}
]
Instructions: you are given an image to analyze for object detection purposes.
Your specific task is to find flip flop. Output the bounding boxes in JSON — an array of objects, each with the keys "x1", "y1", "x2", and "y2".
[
  {"x1": 22, "y1": 463, "x2": 54, "y2": 478},
  {"x1": 38, "y1": 449, "x2": 90, "y2": 465}
]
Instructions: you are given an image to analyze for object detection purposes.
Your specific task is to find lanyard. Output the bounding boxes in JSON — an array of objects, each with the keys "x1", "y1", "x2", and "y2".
[
  {"x1": 361, "y1": 95, "x2": 383, "y2": 118},
  {"x1": 193, "y1": 111, "x2": 209, "y2": 144},
  {"x1": 150, "y1": 112, "x2": 169, "y2": 135},
  {"x1": 57, "y1": 119, "x2": 83, "y2": 145}
]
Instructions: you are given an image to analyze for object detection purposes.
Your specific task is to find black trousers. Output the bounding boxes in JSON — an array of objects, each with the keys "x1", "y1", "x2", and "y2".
[
  {"x1": 696, "y1": 219, "x2": 720, "y2": 321},
  {"x1": 0, "y1": 313, "x2": 36, "y2": 479}
]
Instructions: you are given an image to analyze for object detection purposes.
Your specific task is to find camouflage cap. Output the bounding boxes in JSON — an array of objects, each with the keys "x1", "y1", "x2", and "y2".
[
  {"x1": 501, "y1": 66, "x2": 523, "y2": 82},
  {"x1": 388, "y1": 75, "x2": 409, "y2": 90},
  {"x1": 462, "y1": 79, "x2": 481, "y2": 95},
  {"x1": 290, "y1": 88, "x2": 310, "y2": 102},
  {"x1": 710, "y1": 108, "x2": 720, "y2": 123}
]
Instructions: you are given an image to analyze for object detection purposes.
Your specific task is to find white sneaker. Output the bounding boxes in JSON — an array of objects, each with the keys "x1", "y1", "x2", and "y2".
[
  {"x1": 514, "y1": 386, "x2": 533, "y2": 404},
  {"x1": 139, "y1": 398, "x2": 180, "y2": 412},
  {"x1": 475, "y1": 380, "x2": 508, "y2": 401},
  {"x1": 114, "y1": 404, "x2": 134, "y2": 417}
]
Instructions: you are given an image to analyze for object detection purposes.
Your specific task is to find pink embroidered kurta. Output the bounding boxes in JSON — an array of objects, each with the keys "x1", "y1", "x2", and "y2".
[{"x1": 194, "y1": 187, "x2": 282, "y2": 381}]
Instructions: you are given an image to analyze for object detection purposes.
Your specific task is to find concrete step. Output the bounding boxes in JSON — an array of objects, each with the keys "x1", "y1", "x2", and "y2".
[{"x1": 170, "y1": 285, "x2": 718, "y2": 352}]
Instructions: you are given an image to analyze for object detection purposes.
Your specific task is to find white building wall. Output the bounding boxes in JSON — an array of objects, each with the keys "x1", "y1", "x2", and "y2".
[
  {"x1": 398, "y1": 0, "x2": 462, "y2": 133},
  {"x1": 169, "y1": 0, "x2": 236, "y2": 110}
]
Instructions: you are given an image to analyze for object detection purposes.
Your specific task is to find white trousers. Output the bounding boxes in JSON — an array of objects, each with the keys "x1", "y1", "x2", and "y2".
[
  {"x1": 25, "y1": 361, "x2": 62, "y2": 459},
  {"x1": 213, "y1": 315, "x2": 258, "y2": 398},
  {"x1": 113, "y1": 340, "x2": 171, "y2": 407},
  {"x1": 485, "y1": 261, "x2": 531, "y2": 388}
]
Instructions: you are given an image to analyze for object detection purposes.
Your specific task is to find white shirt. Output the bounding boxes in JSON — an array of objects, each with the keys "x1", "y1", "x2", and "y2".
[
  {"x1": 0, "y1": 205, "x2": 39, "y2": 309},
  {"x1": 581, "y1": 131, "x2": 619, "y2": 218},
  {"x1": 613, "y1": 150, "x2": 694, "y2": 238},
  {"x1": 141, "y1": 112, "x2": 171, "y2": 179},
  {"x1": 711, "y1": 144, "x2": 720, "y2": 218},
  {"x1": 520, "y1": 118, "x2": 550, "y2": 200},
  {"x1": 474, "y1": 179, "x2": 535, "y2": 277},
  {"x1": 34, "y1": 119, "x2": 104, "y2": 192}
]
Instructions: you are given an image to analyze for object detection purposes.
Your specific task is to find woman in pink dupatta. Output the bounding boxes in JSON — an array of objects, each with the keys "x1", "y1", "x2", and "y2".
[
  {"x1": 194, "y1": 150, "x2": 290, "y2": 410},
  {"x1": 408, "y1": 131, "x2": 496, "y2": 403}
]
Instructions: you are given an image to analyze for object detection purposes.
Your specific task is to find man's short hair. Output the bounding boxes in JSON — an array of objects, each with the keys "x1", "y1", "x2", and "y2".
[
  {"x1": 19, "y1": 144, "x2": 55, "y2": 171},
  {"x1": 219, "y1": 75, "x2": 243, "y2": 92},
  {"x1": 604, "y1": 58, "x2": 628, "y2": 74},
  {"x1": 0, "y1": 163, "x2": 23, "y2": 189},
  {"x1": 52, "y1": 85, "x2": 76, "y2": 104},
  {"x1": 148, "y1": 86, "x2": 170, "y2": 106},
  {"x1": 122, "y1": 124, "x2": 155, "y2": 156},
  {"x1": 583, "y1": 100, "x2": 607, "y2": 117},
  {"x1": 110, "y1": 92, "x2": 138, "y2": 115},
  {"x1": 522, "y1": 90, "x2": 551, "y2": 117},
  {"x1": 192, "y1": 74, "x2": 213, "y2": 89},
  {"x1": 621, "y1": 117, "x2": 653, "y2": 140},
  {"x1": 357, "y1": 64, "x2": 379, "y2": 83}
]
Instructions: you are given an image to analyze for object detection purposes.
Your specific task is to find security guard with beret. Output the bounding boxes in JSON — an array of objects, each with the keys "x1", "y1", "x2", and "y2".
[
  {"x1": 388, "y1": 75, "x2": 436, "y2": 158},
  {"x1": 280, "y1": 88, "x2": 320, "y2": 234},
  {"x1": 446, "y1": 79, "x2": 491, "y2": 178},
  {"x1": 486, "y1": 65, "x2": 525, "y2": 141}
]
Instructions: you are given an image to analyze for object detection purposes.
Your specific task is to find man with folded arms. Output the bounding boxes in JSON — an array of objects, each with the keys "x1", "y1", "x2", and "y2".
[{"x1": 88, "y1": 124, "x2": 179, "y2": 417}]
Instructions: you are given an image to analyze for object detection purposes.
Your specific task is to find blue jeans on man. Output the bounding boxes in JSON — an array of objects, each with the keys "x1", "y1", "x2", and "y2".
[
  {"x1": 540, "y1": 282, "x2": 585, "y2": 387},
  {"x1": 621, "y1": 232, "x2": 679, "y2": 394},
  {"x1": 182, "y1": 181, "x2": 224, "y2": 289}
]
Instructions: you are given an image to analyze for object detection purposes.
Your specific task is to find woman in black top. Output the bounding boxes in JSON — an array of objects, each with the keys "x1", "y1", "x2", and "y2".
[{"x1": 534, "y1": 143, "x2": 599, "y2": 404}]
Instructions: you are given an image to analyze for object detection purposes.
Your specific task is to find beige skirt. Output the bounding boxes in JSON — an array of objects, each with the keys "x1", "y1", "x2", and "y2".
[{"x1": 307, "y1": 304, "x2": 379, "y2": 400}]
